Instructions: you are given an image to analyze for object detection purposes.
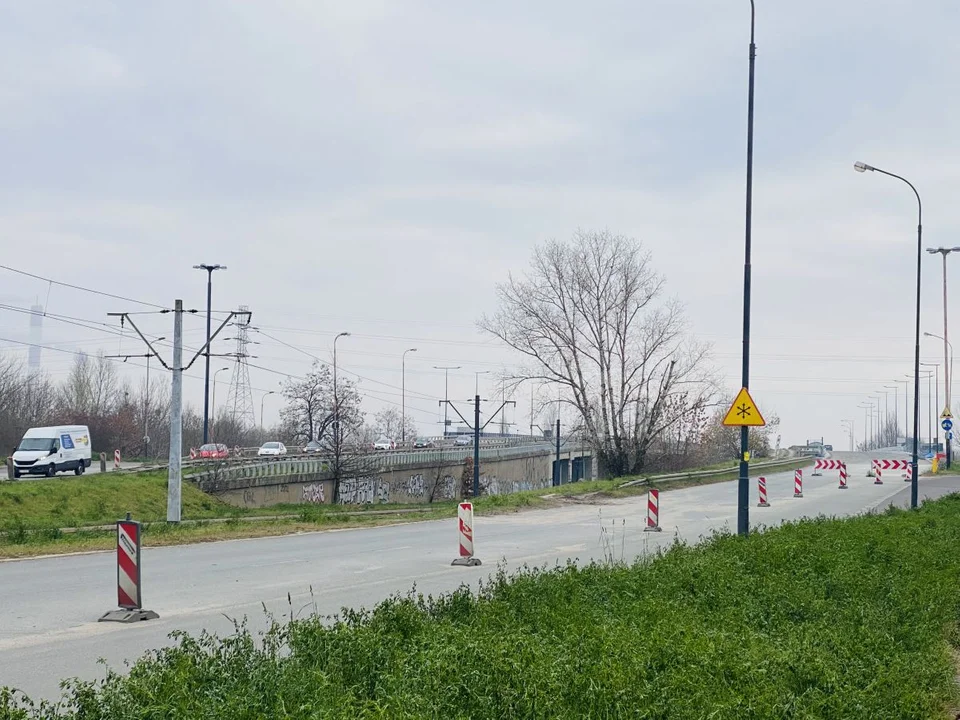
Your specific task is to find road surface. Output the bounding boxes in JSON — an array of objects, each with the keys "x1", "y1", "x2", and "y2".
[{"x1": 0, "y1": 452, "x2": 952, "y2": 701}]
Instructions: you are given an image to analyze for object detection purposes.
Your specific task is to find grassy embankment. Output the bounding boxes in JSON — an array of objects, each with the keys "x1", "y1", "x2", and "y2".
[
  {"x1": 0, "y1": 457, "x2": 810, "y2": 558},
  {"x1": 3, "y1": 494, "x2": 960, "y2": 718}
]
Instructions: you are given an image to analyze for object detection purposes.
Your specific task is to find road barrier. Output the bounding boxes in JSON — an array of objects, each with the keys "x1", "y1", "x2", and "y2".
[
  {"x1": 839, "y1": 463, "x2": 848, "y2": 490},
  {"x1": 451, "y1": 502, "x2": 481, "y2": 567},
  {"x1": 757, "y1": 477, "x2": 769, "y2": 507},
  {"x1": 875, "y1": 467, "x2": 883, "y2": 485},
  {"x1": 99, "y1": 514, "x2": 158, "y2": 623},
  {"x1": 812, "y1": 459, "x2": 844, "y2": 477},
  {"x1": 643, "y1": 488, "x2": 662, "y2": 532},
  {"x1": 905, "y1": 463, "x2": 913, "y2": 483},
  {"x1": 794, "y1": 469, "x2": 803, "y2": 498},
  {"x1": 113, "y1": 449, "x2": 121, "y2": 470}
]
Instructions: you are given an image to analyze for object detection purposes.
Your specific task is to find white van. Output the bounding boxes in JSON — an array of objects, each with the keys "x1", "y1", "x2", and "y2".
[{"x1": 12, "y1": 426, "x2": 93, "y2": 478}]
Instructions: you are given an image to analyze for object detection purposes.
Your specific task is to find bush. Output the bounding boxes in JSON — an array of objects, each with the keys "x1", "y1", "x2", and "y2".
[{"x1": 4, "y1": 497, "x2": 960, "y2": 719}]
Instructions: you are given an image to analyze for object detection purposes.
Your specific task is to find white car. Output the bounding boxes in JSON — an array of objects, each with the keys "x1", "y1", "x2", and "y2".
[
  {"x1": 455, "y1": 434, "x2": 473, "y2": 446},
  {"x1": 257, "y1": 441, "x2": 287, "y2": 457},
  {"x1": 373, "y1": 438, "x2": 396, "y2": 451}
]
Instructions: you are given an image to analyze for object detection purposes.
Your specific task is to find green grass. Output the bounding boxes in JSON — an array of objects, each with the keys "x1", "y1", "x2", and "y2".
[
  {"x1": 0, "y1": 471, "x2": 233, "y2": 529},
  {"x1": 4, "y1": 495, "x2": 960, "y2": 719}
]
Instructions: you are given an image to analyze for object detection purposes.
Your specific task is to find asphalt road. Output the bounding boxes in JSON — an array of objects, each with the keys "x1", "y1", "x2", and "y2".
[{"x1": 1, "y1": 451, "x2": 953, "y2": 701}]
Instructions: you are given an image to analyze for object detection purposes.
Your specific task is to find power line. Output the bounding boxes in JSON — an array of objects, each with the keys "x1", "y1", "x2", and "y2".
[{"x1": 0, "y1": 264, "x2": 167, "y2": 308}]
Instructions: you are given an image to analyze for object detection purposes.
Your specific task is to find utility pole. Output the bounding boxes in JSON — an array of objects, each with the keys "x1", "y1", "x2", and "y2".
[
  {"x1": 109, "y1": 301, "x2": 249, "y2": 523},
  {"x1": 434, "y1": 366, "x2": 461, "y2": 438},
  {"x1": 439, "y1": 395, "x2": 514, "y2": 498},
  {"x1": 554, "y1": 417, "x2": 561, "y2": 486},
  {"x1": 401, "y1": 348, "x2": 417, "y2": 444},
  {"x1": 168, "y1": 301, "x2": 183, "y2": 522},
  {"x1": 193, "y1": 263, "x2": 226, "y2": 445}
]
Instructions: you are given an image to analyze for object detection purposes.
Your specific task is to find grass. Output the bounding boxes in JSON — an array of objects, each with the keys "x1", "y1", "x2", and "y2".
[
  {"x1": 0, "y1": 457, "x2": 811, "y2": 559},
  {"x1": 4, "y1": 494, "x2": 960, "y2": 718}
]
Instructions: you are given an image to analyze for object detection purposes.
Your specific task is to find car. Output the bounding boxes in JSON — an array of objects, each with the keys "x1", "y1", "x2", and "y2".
[
  {"x1": 455, "y1": 434, "x2": 473, "y2": 446},
  {"x1": 373, "y1": 438, "x2": 396, "y2": 451},
  {"x1": 302, "y1": 440, "x2": 322, "y2": 454},
  {"x1": 12, "y1": 425, "x2": 92, "y2": 478},
  {"x1": 413, "y1": 438, "x2": 434, "y2": 448},
  {"x1": 198, "y1": 443, "x2": 230, "y2": 459},
  {"x1": 257, "y1": 441, "x2": 287, "y2": 457}
]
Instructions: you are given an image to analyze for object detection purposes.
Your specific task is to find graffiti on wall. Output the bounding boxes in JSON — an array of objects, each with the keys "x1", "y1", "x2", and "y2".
[
  {"x1": 402, "y1": 474, "x2": 424, "y2": 498},
  {"x1": 301, "y1": 483, "x2": 325, "y2": 504},
  {"x1": 338, "y1": 476, "x2": 389, "y2": 505},
  {"x1": 479, "y1": 476, "x2": 549, "y2": 497}
]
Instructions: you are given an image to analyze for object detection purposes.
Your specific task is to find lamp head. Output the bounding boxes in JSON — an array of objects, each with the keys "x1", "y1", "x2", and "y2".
[
  {"x1": 337, "y1": 332, "x2": 351, "y2": 338},
  {"x1": 853, "y1": 161, "x2": 874, "y2": 173}
]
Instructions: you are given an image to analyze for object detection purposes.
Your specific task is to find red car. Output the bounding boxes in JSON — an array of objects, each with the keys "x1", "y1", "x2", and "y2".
[{"x1": 198, "y1": 443, "x2": 230, "y2": 459}]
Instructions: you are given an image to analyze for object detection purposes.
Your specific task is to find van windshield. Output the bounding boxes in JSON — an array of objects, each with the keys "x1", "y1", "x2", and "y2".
[{"x1": 17, "y1": 438, "x2": 56, "y2": 452}]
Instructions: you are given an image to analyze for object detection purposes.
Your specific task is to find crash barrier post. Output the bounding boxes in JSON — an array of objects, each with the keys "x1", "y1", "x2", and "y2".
[{"x1": 643, "y1": 488, "x2": 662, "y2": 532}]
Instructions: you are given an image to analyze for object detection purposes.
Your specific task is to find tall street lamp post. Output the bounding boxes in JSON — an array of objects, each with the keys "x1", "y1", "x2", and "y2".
[
  {"x1": 857, "y1": 404, "x2": 871, "y2": 450},
  {"x1": 736, "y1": 0, "x2": 758, "y2": 537},
  {"x1": 925, "y1": 328, "x2": 955, "y2": 466},
  {"x1": 434, "y1": 366, "x2": 461, "y2": 438},
  {"x1": 920, "y1": 363, "x2": 940, "y2": 453},
  {"x1": 193, "y1": 263, "x2": 227, "y2": 445},
  {"x1": 210, "y1": 365, "x2": 230, "y2": 439},
  {"x1": 260, "y1": 390, "x2": 275, "y2": 440},
  {"x1": 854, "y1": 160, "x2": 922, "y2": 509},
  {"x1": 926, "y1": 247, "x2": 960, "y2": 467},
  {"x1": 401, "y1": 348, "x2": 417, "y2": 444},
  {"x1": 883, "y1": 384, "x2": 899, "y2": 444}
]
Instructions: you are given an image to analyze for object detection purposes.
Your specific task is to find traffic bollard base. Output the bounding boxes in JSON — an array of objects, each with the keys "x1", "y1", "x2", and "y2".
[
  {"x1": 99, "y1": 608, "x2": 159, "y2": 623},
  {"x1": 793, "y1": 492, "x2": 803, "y2": 498},
  {"x1": 451, "y1": 556, "x2": 482, "y2": 567},
  {"x1": 757, "y1": 501, "x2": 770, "y2": 507},
  {"x1": 838, "y1": 485, "x2": 849, "y2": 490},
  {"x1": 874, "y1": 479, "x2": 883, "y2": 485},
  {"x1": 643, "y1": 526, "x2": 662, "y2": 533}
]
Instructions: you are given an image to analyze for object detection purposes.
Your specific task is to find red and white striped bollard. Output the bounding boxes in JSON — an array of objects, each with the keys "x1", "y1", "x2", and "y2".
[
  {"x1": 757, "y1": 476, "x2": 770, "y2": 507},
  {"x1": 451, "y1": 502, "x2": 482, "y2": 566},
  {"x1": 644, "y1": 488, "x2": 662, "y2": 532},
  {"x1": 875, "y1": 466, "x2": 883, "y2": 485},
  {"x1": 793, "y1": 468, "x2": 803, "y2": 498},
  {"x1": 113, "y1": 449, "x2": 121, "y2": 470},
  {"x1": 838, "y1": 462, "x2": 848, "y2": 490},
  {"x1": 98, "y1": 514, "x2": 158, "y2": 623},
  {"x1": 905, "y1": 463, "x2": 912, "y2": 483}
]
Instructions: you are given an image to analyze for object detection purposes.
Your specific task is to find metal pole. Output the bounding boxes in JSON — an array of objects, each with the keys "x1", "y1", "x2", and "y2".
[
  {"x1": 935, "y1": 367, "x2": 940, "y2": 453},
  {"x1": 333, "y1": 332, "x2": 349, "y2": 443},
  {"x1": 401, "y1": 348, "x2": 417, "y2": 444},
  {"x1": 167, "y1": 300, "x2": 183, "y2": 523},
  {"x1": 473, "y1": 394, "x2": 480, "y2": 497},
  {"x1": 144, "y1": 354, "x2": 150, "y2": 452},
  {"x1": 202, "y1": 269, "x2": 212, "y2": 444},
  {"x1": 943, "y1": 253, "x2": 953, "y2": 468},
  {"x1": 737, "y1": 0, "x2": 757, "y2": 538},
  {"x1": 554, "y1": 417, "x2": 561, "y2": 486},
  {"x1": 434, "y1": 366, "x2": 460, "y2": 438}
]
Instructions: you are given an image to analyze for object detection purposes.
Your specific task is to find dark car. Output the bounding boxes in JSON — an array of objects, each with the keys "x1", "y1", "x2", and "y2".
[
  {"x1": 303, "y1": 440, "x2": 322, "y2": 454},
  {"x1": 413, "y1": 438, "x2": 434, "y2": 448}
]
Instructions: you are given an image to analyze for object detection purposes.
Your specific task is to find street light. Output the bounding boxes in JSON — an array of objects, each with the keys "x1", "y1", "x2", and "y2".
[
  {"x1": 920, "y1": 363, "x2": 940, "y2": 454},
  {"x1": 876, "y1": 389, "x2": 891, "y2": 447},
  {"x1": 260, "y1": 390, "x2": 276, "y2": 439},
  {"x1": 854, "y1": 160, "x2": 923, "y2": 509},
  {"x1": 144, "y1": 336, "x2": 166, "y2": 453},
  {"x1": 926, "y1": 246, "x2": 960, "y2": 454},
  {"x1": 210, "y1": 366, "x2": 230, "y2": 439},
  {"x1": 869, "y1": 395, "x2": 881, "y2": 449},
  {"x1": 840, "y1": 419, "x2": 854, "y2": 452},
  {"x1": 883, "y1": 385, "x2": 900, "y2": 445},
  {"x1": 434, "y1": 366, "x2": 461, "y2": 437},
  {"x1": 857, "y1": 404, "x2": 871, "y2": 450},
  {"x1": 333, "y1": 332, "x2": 350, "y2": 442},
  {"x1": 401, "y1": 348, "x2": 417, "y2": 444},
  {"x1": 474, "y1": 370, "x2": 490, "y2": 396},
  {"x1": 908, "y1": 369, "x2": 935, "y2": 453},
  {"x1": 193, "y1": 263, "x2": 227, "y2": 445}
]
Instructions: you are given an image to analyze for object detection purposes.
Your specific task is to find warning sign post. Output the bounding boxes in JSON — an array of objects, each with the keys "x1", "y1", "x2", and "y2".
[{"x1": 99, "y1": 514, "x2": 159, "y2": 623}]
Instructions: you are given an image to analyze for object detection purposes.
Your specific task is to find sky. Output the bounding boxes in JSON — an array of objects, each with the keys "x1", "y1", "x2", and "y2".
[{"x1": 0, "y1": 0, "x2": 958, "y2": 448}]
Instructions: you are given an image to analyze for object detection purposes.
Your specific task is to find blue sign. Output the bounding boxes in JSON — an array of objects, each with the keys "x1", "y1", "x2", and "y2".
[
  {"x1": 942, "y1": 418, "x2": 953, "y2": 432},
  {"x1": 60, "y1": 433, "x2": 74, "y2": 450}
]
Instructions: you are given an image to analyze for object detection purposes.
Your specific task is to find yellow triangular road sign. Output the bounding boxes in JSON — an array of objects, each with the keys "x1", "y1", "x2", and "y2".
[
  {"x1": 722, "y1": 387, "x2": 766, "y2": 427},
  {"x1": 941, "y1": 405, "x2": 953, "y2": 420}
]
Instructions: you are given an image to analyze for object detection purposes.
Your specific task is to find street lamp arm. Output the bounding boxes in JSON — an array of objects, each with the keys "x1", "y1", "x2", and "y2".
[
  {"x1": 864, "y1": 165, "x2": 922, "y2": 226},
  {"x1": 749, "y1": 0, "x2": 755, "y2": 43}
]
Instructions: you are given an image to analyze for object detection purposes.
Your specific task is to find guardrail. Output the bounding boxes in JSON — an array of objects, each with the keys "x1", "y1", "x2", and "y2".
[{"x1": 618, "y1": 457, "x2": 813, "y2": 489}]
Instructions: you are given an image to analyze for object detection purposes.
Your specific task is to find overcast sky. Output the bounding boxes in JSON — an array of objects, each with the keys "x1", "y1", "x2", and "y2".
[{"x1": 0, "y1": 1, "x2": 958, "y2": 448}]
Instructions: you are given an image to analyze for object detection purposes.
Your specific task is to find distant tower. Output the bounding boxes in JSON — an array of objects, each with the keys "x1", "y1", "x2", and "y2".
[
  {"x1": 28, "y1": 304, "x2": 43, "y2": 369},
  {"x1": 225, "y1": 305, "x2": 257, "y2": 430}
]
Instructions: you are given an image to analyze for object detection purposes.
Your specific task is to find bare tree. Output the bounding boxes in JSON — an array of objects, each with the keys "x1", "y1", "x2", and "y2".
[
  {"x1": 480, "y1": 230, "x2": 716, "y2": 477},
  {"x1": 279, "y1": 362, "x2": 337, "y2": 444},
  {"x1": 372, "y1": 407, "x2": 417, "y2": 442}
]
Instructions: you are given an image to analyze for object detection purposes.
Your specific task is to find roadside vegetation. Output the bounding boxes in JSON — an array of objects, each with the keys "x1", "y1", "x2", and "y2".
[
  {"x1": 0, "y1": 457, "x2": 811, "y2": 559},
  {"x1": 3, "y1": 494, "x2": 959, "y2": 718}
]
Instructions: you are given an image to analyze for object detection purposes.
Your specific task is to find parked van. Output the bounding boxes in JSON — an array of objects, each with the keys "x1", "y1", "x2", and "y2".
[{"x1": 12, "y1": 426, "x2": 92, "y2": 478}]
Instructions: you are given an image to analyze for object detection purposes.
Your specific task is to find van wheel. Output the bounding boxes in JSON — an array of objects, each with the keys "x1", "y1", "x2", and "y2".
[
  {"x1": 46, "y1": 463, "x2": 56, "y2": 478},
  {"x1": 74, "y1": 464, "x2": 83, "y2": 476}
]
